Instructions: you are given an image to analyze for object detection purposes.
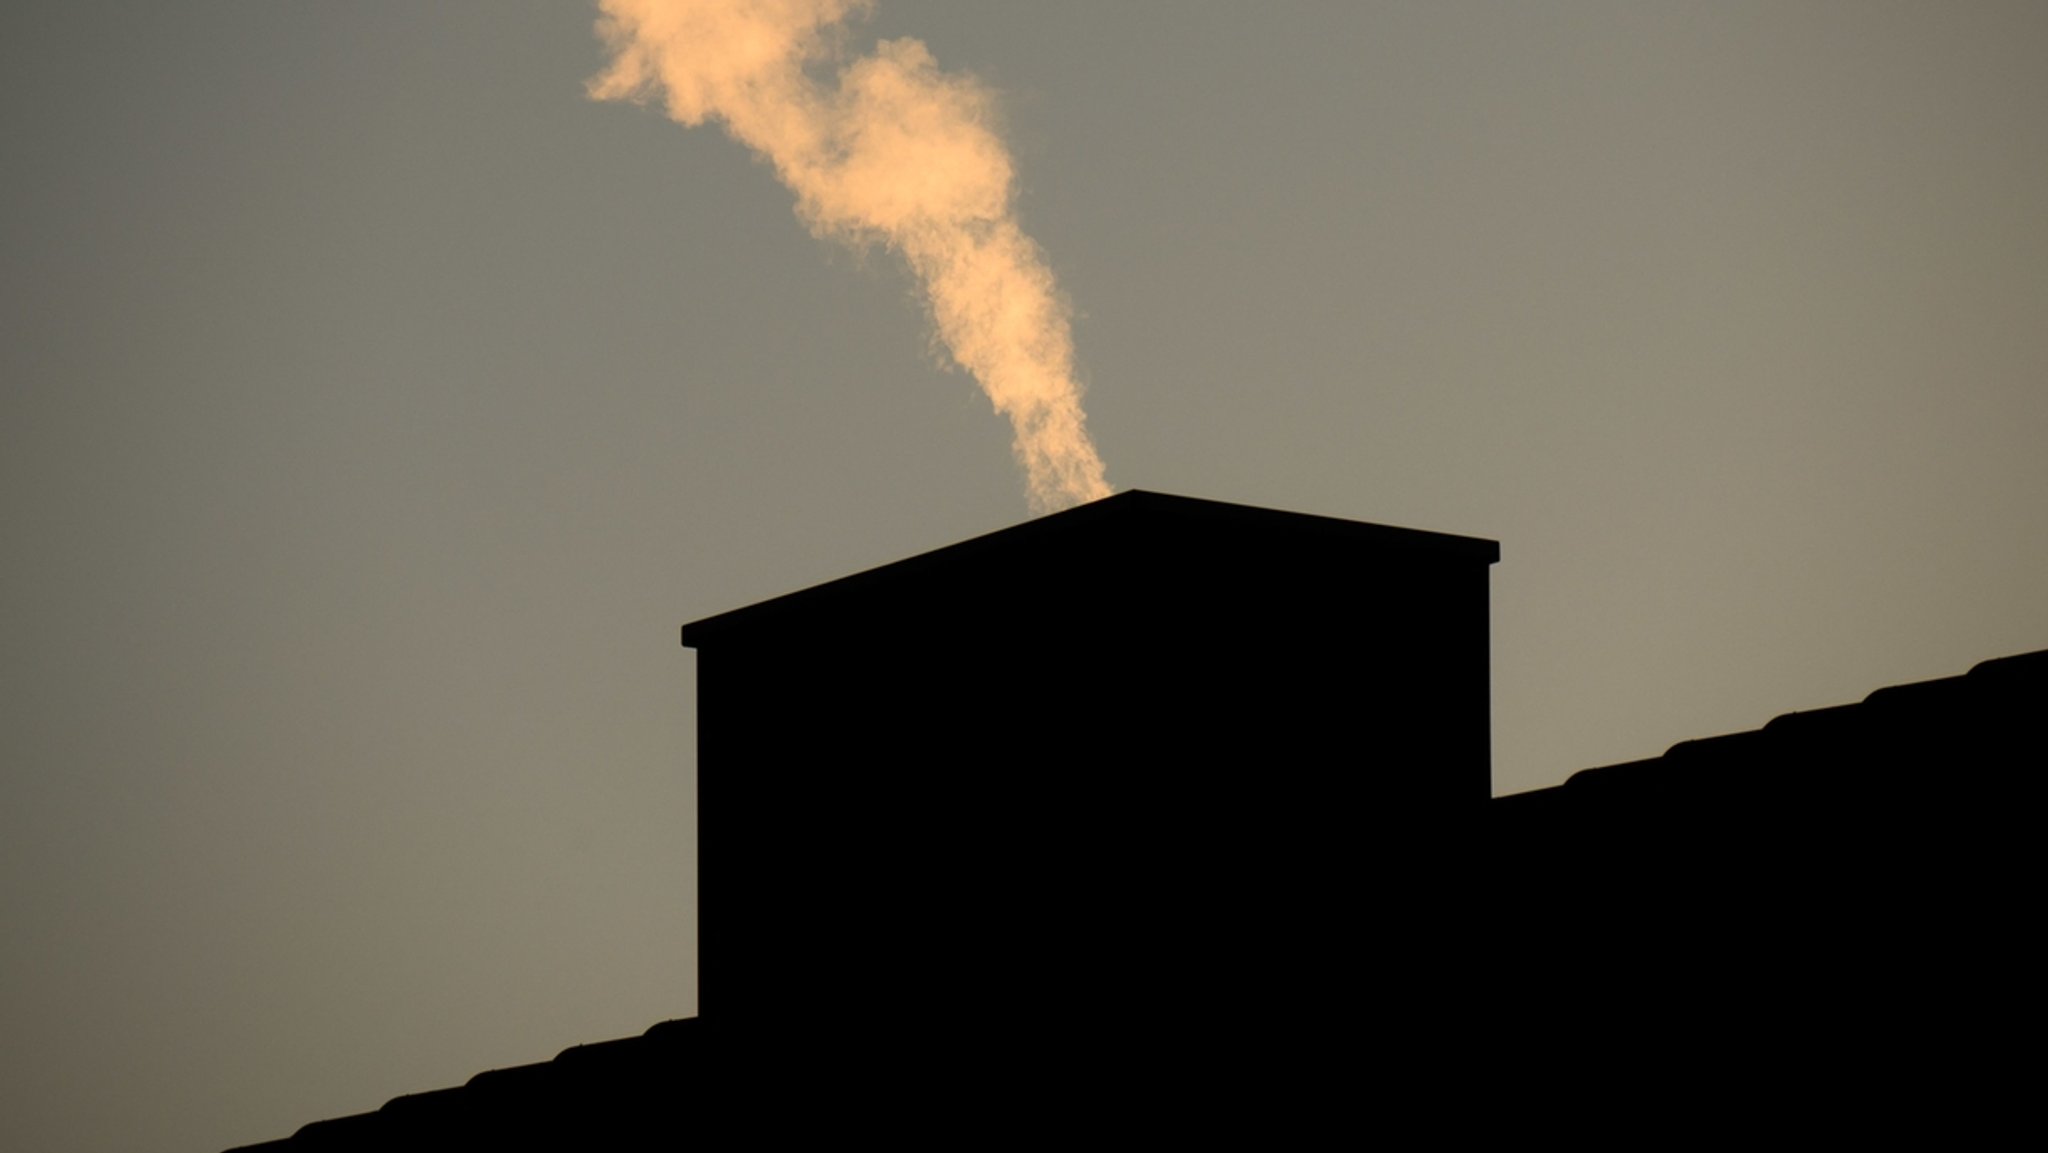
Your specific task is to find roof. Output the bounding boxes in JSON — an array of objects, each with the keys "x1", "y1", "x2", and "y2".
[
  {"x1": 234, "y1": 488, "x2": 2044, "y2": 1141},
  {"x1": 1491, "y1": 647, "x2": 2047, "y2": 820},
  {"x1": 233, "y1": 646, "x2": 2047, "y2": 1143},
  {"x1": 223, "y1": 1019, "x2": 698, "y2": 1150},
  {"x1": 680, "y1": 489, "x2": 1500, "y2": 647},
  {"x1": 1480, "y1": 648, "x2": 2044, "y2": 1081}
]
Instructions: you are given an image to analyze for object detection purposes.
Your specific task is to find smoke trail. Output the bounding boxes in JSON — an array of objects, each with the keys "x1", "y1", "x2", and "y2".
[{"x1": 589, "y1": 0, "x2": 1112, "y2": 513}]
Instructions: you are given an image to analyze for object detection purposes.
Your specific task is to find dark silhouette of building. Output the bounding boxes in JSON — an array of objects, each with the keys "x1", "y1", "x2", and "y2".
[
  {"x1": 682, "y1": 490, "x2": 1497, "y2": 1073},
  {"x1": 228, "y1": 491, "x2": 2041, "y2": 1148}
]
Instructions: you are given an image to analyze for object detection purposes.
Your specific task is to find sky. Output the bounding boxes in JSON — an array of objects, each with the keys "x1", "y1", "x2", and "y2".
[{"x1": 5, "y1": 2, "x2": 2047, "y2": 1148}]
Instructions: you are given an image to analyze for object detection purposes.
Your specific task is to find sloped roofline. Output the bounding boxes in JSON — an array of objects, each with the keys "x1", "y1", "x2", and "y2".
[
  {"x1": 679, "y1": 489, "x2": 1500, "y2": 648},
  {"x1": 1488, "y1": 646, "x2": 2048, "y2": 804}
]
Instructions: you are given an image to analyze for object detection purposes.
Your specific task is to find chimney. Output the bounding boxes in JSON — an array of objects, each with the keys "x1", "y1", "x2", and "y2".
[{"x1": 681, "y1": 491, "x2": 1498, "y2": 1090}]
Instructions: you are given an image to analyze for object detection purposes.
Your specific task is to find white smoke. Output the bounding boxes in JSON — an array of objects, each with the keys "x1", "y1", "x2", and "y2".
[{"x1": 590, "y1": 0, "x2": 1113, "y2": 513}]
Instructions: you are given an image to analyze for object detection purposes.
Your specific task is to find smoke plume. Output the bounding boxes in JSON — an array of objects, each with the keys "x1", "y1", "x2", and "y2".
[{"x1": 590, "y1": 0, "x2": 1112, "y2": 513}]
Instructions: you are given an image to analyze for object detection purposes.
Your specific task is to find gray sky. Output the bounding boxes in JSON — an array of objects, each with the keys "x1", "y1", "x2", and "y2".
[{"x1": 5, "y1": 3, "x2": 2046, "y2": 1148}]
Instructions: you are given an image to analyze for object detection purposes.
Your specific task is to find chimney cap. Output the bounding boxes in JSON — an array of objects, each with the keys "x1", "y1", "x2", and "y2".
[{"x1": 680, "y1": 489, "x2": 1498, "y2": 648}]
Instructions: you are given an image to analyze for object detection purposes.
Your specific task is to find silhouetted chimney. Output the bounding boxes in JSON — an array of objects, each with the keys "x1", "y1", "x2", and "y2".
[{"x1": 681, "y1": 491, "x2": 1498, "y2": 1101}]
